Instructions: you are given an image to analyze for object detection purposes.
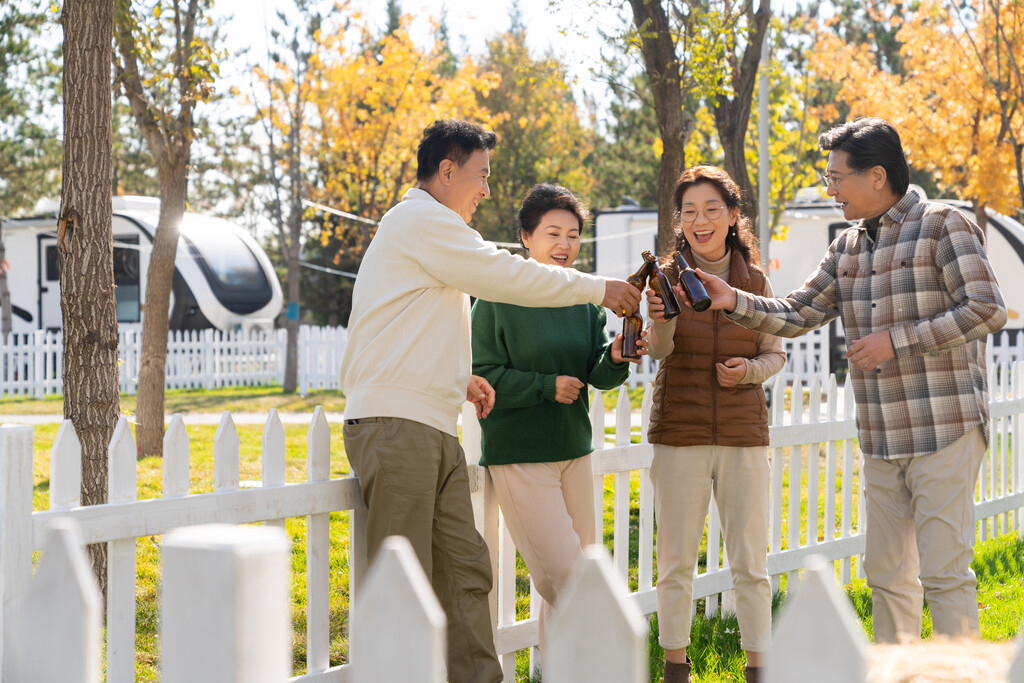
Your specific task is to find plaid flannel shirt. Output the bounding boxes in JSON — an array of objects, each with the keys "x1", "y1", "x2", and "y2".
[{"x1": 727, "y1": 191, "x2": 1007, "y2": 459}]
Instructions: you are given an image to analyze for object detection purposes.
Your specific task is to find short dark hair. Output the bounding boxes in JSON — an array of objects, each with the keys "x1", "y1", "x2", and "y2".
[
  {"x1": 517, "y1": 184, "x2": 590, "y2": 245},
  {"x1": 672, "y1": 165, "x2": 760, "y2": 267},
  {"x1": 818, "y1": 118, "x2": 910, "y2": 196},
  {"x1": 416, "y1": 119, "x2": 497, "y2": 181}
]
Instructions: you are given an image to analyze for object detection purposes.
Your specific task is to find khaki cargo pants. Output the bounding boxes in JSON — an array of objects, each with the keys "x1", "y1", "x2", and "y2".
[{"x1": 343, "y1": 417, "x2": 502, "y2": 683}]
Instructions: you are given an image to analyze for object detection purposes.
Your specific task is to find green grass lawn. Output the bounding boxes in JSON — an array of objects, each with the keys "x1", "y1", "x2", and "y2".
[
  {"x1": 15, "y1": 386, "x2": 1024, "y2": 682},
  {"x1": 1, "y1": 385, "x2": 348, "y2": 416}
]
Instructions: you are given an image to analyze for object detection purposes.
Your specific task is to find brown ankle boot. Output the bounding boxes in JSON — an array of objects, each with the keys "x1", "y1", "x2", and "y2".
[
  {"x1": 744, "y1": 665, "x2": 762, "y2": 683},
  {"x1": 663, "y1": 659, "x2": 691, "y2": 683}
]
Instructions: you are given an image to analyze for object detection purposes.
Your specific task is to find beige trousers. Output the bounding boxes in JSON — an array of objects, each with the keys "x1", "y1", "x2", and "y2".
[
  {"x1": 486, "y1": 454, "x2": 595, "y2": 647},
  {"x1": 651, "y1": 444, "x2": 772, "y2": 653},
  {"x1": 343, "y1": 417, "x2": 502, "y2": 683},
  {"x1": 862, "y1": 425, "x2": 986, "y2": 644}
]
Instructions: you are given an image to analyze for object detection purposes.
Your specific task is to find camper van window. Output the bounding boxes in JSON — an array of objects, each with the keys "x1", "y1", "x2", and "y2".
[
  {"x1": 114, "y1": 235, "x2": 141, "y2": 323},
  {"x1": 45, "y1": 245, "x2": 59, "y2": 281},
  {"x1": 182, "y1": 227, "x2": 264, "y2": 289}
]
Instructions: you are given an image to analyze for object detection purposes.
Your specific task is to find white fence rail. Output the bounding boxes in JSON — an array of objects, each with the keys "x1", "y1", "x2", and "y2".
[
  {"x1": 0, "y1": 325, "x2": 347, "y2": 399},
  {"x1": 2, "y1": 362, "x2": 1023, "y2": 681}
]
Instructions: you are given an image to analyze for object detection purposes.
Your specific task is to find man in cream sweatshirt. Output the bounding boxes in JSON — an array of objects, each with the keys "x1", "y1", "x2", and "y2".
[{"x1": 340, "y1": 120, "x2": 640, "y2": 682}]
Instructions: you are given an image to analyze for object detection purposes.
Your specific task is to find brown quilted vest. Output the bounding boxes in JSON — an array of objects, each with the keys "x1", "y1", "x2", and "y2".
[{"x1": 647, "y1": 247, "x2": 770, "y2": 447}]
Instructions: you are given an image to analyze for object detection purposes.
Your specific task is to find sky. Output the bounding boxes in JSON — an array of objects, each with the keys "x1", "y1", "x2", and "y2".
[{"x1": 212, "y1": 0, "x2": 631, "y2": 113}]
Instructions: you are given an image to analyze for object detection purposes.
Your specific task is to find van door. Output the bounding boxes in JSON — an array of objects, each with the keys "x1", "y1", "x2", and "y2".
[{"x1": 38, "y1": 236, "x2": 61, "y2": 331}]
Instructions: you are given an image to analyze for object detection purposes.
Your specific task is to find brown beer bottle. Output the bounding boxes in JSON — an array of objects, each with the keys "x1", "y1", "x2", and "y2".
[
  {"x1": 671, "y1": 250, "x2": 712, "y2": 312},
  {"x1": 622, "y1": 312, "x2": 643, "y2": 359},
  {"x1": 625, "y1": 258, "x2": 651, "y2": 291},
  {"x1": 621, "y1": 259, "x2": 650, "y2": 360},
  {"x1": 641, "y1": 250, "x2": 681, "y2": 319}
]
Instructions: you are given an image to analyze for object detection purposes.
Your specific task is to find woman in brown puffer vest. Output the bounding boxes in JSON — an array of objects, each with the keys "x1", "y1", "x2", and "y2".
[{"x1": 645, "y1": 166, "x2": 786, "y2": 683}]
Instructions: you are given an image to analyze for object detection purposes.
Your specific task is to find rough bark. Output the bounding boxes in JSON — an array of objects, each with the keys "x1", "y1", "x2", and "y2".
[
  {"x1": 60, "y1": 0, "x2": 119, "y2": 601},
  {"x1": 628, "y1": 0, "x2": 694, "y2": 255},
  {"x1": 0, "y1": 221, "x2": 11, "y2": 337},
  {"x1": 712, "y1": 0, "x2": 771, "y2": 232},
  {"x1": 114, "y1": 0, "x2": 201, "y2": 456},
  {"x1": 281, "y1": 78, "x2": 305, "y2": 394},
  {"x1": 134, "y1": 165, "x2": 187, "y2": 456}
]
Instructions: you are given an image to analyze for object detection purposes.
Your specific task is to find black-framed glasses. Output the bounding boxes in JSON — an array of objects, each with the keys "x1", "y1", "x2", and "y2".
[
  {"x1": 680, "y1": 205, "x2": 726, "y2": 223},
  {"x1": 821, "y1": 170, "x2": 860, "y2": 190}
]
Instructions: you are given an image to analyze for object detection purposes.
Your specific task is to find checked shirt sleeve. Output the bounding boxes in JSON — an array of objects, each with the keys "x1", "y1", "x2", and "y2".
[
  {"x1": 726, "y1": 238, "x2": 842, "y2": 338},
  {"x1": 888, "y1": 211, "x2": 1007, "y2": 358}
]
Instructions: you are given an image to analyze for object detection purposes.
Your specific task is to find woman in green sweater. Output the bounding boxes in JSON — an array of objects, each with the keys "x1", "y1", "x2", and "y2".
[{"x1": 471, "y1": 183, "x2": 638, "y2": 646}]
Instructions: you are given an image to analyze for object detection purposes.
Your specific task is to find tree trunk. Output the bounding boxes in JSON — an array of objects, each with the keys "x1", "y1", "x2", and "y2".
[
  {"x1": 60, "y1": 0, "x2": 119, "y2": 601},
  {"x1": 1013, "y1": 142, "x2": 1024, "y2": 219},
  {"x1": 628, "y1": 0, "x2": 693, "y2": 255},
  {"x1": 0, "y1": 220, "x2": 12, "y2": 337},
  {"x1": 283, "y1": 249, "x2": 300, "y2": 393},
  {"x1": 972, "y1": 197, "x2": 989, "y2": 243},
  {"x1": 135, "y1": 163, "x2": 187, "y2": 457},
  {"x1": 713, "y1": 1, "x2": 771, "y2": 232}
]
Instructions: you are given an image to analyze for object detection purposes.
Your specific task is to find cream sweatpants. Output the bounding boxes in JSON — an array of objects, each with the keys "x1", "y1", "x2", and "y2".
[
  {"x1": 651, "y1": 443, "x2": 772, "y2": 653},
  {"x1": 486, "y1": 454, "x2": 595, "y2": 648},
  {"x1": 862, "y1": 425, "x2": 986, "y2": 643}
]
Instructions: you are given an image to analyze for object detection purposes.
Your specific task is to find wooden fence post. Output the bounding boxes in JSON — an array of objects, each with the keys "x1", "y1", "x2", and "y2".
[
  {"x1": 351, "y1": 535, "x2": 447, "y2": 683},
  {"x1": 766, "y1": 554, "x2": 867, "y2": 683},
  {"x1": 161, "y1": 523, "x2": 291, "y2": 683},
  {"x1": 262, "y1": 409, "x2": 287, "y2": 532},
  {"x1": 0, "y1": 424, "x2": 33, "y2": 680},
  {"x1": 18, "y1": 518, "x2": 101, "y2": 683},
  {"x1": 543, "y1": 544, "x2": 648, "y2": 683},
  {"x1": 306, "y1": 407, "x2": 331, "y2": 673},
  {"x1": 107, "y1": 416, "x2": 138, "y2": 683},
  {"x1": 49, "y1": 419, "x2": 81, "y2": 510}
]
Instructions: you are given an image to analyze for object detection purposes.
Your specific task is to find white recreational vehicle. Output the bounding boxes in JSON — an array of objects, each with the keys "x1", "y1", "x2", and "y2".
[
  {"x1": 593, "y1": 188, "x2": 1024, "y2": 373},
  {"x1": 0, "y1": 196, "x2": 283, "y2": 335}
]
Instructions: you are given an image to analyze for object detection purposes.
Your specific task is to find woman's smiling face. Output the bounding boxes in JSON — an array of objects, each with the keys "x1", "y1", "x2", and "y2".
[
  {"x1": 679, "y1": 182, "x2": 737, "y2": 262},
  {"x1": 522, "y1": 209, "x2": 581, "y2": 268}
]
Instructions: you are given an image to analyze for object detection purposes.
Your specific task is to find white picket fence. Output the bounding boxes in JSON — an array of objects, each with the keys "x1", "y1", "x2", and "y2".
[
  {"x1": 0, "y1": 325, "x2": 347, "y2": 399},
  {"x1": 3, "y1": 325, "x2": 1021, "y2": 401},
  {"x1": 2, "y1": 362, "x2": 1024, "y2": 681}
]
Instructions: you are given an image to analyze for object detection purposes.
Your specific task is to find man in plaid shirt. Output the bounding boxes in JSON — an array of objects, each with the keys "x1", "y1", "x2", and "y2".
[{"x1": 694, "y1": 118, "x2": 1007, "y2": 643}]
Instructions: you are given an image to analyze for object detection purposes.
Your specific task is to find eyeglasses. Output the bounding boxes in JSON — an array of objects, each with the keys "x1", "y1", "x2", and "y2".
[
  {"x1": 680, "y1": 205, "x2": 725, "y2": 223},
  {"x1": 821, "y1": 169, "x2": 860, "y2": 190}
]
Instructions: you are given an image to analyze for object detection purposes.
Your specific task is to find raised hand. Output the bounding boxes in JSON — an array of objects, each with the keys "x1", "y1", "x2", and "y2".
[
  {"x1": 692, "y1": 268, "x2": 738, "y2": 311},
  {"x1": 601, "y1": 278, "x2": 642, "y2": 317}
]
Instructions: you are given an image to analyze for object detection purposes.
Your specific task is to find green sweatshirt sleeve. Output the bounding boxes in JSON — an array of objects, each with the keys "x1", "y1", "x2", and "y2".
[
  {"x1": 471, "y1": 300, "x2": 556, "y2": 409},
  {"x1": 585, "y1": 305, "x2": 631, "y2": 391}
]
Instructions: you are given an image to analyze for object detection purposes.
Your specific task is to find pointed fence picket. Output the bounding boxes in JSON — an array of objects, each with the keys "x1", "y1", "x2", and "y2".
[
  {"x1": 2, "y1": 361, "x2": 1024, "y2": 680},
  {"x1": 350, "y1": 536, "x2": 446, "y2": 683},
  {"x1": 767, "y1": 553, "x2": 1024, "y2": 683},
  {"x1": 543, "y1": 545, "x2": 648, "y2": 683},
  {"x1": 766, "y1": 555, "x2": 870, "y2": 683},
  {"x1": 18, "y1": 519, "x2": 101, "y2": 683}
]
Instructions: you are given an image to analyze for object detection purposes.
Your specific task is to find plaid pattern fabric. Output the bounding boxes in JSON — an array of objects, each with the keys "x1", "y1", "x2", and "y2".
[{"x1": 728, "y1": 191, "x2": 1007, "y2": 459}]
